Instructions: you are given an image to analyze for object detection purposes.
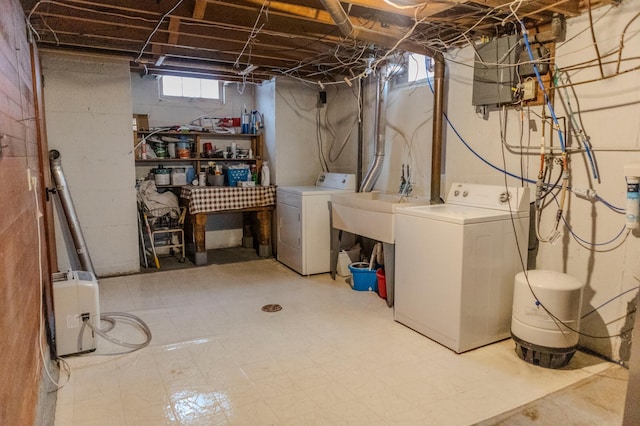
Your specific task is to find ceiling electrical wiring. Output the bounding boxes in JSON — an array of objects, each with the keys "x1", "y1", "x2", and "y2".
[{"x1": 26, "y1": 0, "x2": 621, "y2": 84}]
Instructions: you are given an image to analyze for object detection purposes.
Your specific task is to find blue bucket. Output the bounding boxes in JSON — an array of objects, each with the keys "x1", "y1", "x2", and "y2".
[{"x1": 348, "y1": 262, "x2": 378, "y2": 292}]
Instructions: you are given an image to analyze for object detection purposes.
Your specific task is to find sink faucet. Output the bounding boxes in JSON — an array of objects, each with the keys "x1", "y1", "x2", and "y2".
[{"x1": 399, "y1": 164, "x2": 413, "y2": 198}]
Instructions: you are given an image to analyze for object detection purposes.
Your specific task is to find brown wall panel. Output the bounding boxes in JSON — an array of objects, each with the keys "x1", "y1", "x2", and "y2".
[{"x1": 0, "y1": 0, "x2": 52, "y2": 425}]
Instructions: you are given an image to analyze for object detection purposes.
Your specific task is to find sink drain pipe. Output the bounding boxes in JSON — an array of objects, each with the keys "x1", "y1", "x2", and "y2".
[
  {"x1": 360, "y1": 71, "x2": 389, "y2": 192},
  {"x1": 430, "y1": 52, "x2": 445, "y2": 204},
  {"x1": 49, "y1": 149, "x2": 96, "y2": 276}
]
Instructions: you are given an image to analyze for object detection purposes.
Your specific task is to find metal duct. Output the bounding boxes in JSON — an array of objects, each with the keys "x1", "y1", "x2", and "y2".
[
  {"x1": 430, "y1": 53, "x2": 445, "y2": 204},
  {"x1": 360, "y1": 72, "x2": 389, "y2": 192},
  {"x1": 319, "y1": 0, "x2": 435, "y2": 57},
  {"x1": 319, "y1": 0, "x2": 358, "y2": 39},
  {"x1": 49, "y1": 149, "x2": 96, "y2": 276}
]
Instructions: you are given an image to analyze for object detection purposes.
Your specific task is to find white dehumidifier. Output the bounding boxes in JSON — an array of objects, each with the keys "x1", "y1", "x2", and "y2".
[
  {"x1": 53, "y1": 270, "x2": 100, "y2": 356},
  {"x1": 511, "y1": 270, "x2": 585, "y2": 369}
]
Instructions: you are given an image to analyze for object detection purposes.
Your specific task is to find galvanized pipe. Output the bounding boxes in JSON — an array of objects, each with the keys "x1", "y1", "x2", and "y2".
[
  {"x1": 319, "y1": 0, "x2": 358, "y2": 39},
  {"x1": 356, "y1": 77, "x2": 365, "y2": 189},
  {"x1": 319, "y1": 0, "x2": 435, "y2": 57},
  {"x1": 49, "y1": 149, "x2": 96, "y2": 276},
  {"x1": 430, "y1": 52, "x2": 445, "y2": 204},
  {"x1": 360, "y1": 72, "x2": 388, "y2": 192}
]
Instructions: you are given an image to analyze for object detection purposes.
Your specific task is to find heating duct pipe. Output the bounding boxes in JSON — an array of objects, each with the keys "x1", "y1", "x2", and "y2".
[
  {"x1": 430, "y1": 52, "x2": 445, "y2": 204},
  {"x1": 319, "y1": 0, "x2": 432, "y2": 57},
  {"x1": 49, "y1": 149, "x2": 96, "y2": 276},
  {"x1": 360, "y1": 72, "x2": 389, "y2": 192},
  {"x1": 319, "y1": 0, "x2": 357, "y2": 38}
]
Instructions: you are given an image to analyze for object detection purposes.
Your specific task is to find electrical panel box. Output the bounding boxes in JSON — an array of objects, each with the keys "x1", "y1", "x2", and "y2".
[
  {"x1": 518, "y1": 45, "x2": 550, "y2": 78},
  {"x1": 53, "y1": 270, "x2": 100, "y2": 356},
  {"x1": 472, "y1": 35, "x2": 522, "y2": 106}
]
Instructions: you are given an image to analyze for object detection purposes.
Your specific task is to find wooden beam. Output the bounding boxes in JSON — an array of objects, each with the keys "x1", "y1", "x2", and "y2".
[
  {"x1": 167, "y1": 17, "x2": 181, "y2": 46},
  {"x1": 193, "y1": 0, "x2": 208, "y2": 19},
  {"x1": 464, "y1": 0, "x2": 581, "y2": 17}
]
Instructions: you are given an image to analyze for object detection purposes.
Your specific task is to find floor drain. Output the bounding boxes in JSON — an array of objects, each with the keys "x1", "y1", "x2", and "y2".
[{"x1": 262, "y1": 304, "x2": 282, "y2": 312}]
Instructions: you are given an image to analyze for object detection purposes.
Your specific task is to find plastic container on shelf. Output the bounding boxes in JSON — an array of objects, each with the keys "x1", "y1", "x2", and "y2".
[
  {"x1": 177, "y1": 141, "x2": 191, "y2": 158},
  {"x1": 260, "y1": 161, "x2": 270, "y2": 186},
  {"x1": 154, "y1": 165, "x2": 170, "y2": 186},
  {"x1": 227, "y1": 167, "x2": 250, "y2": 187},
  {"x1": 171, "y1": 168, "x2": 186, "y2": 185},
  {"x1": 185, "y1": 166, "x2": 196, "y2": 185}
]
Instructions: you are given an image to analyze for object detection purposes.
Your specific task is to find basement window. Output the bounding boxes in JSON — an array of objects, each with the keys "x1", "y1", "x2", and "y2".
[
  {"x1": 161, "y1": 76, "x2": 220, "y2": 100},
  {"x1": 407, "y1": 53, "x2": 434, "y2": 83},
  {"x1": 390, "y1": 53, "x2": 434, "y2": 88}
]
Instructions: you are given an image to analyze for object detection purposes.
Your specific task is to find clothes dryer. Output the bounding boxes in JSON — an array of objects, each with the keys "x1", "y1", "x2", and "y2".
[{"x1": 277, "y1": 173, "x2": 356, "y2": 275}]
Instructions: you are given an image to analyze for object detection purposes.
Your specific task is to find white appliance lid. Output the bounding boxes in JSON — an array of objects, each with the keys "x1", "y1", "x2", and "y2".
[{"x1": 395, "y1": 203, "x2": 528, "y2": 224}]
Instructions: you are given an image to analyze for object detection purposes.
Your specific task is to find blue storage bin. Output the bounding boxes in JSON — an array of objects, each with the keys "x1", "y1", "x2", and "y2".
[
  {"x1": 348, "y1": 262, "x2": 378, "y2": 292},
  {"x1": 226, "y1": 168, "x2": 250, "y2": 187}
]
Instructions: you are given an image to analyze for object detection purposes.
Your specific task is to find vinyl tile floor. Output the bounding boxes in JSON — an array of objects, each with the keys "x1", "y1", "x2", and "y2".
[{"x1": 54, "y1": 258, "x2": 625, "y2": 425}]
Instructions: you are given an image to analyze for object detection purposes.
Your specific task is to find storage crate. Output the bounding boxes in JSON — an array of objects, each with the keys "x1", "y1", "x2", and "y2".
[{"x1": 227, "y1": 168, "x2": 250, "y2": 187}]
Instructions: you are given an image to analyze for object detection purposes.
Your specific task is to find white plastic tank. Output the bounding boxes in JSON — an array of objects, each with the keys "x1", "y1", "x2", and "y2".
[{"x1": 511, "y1": 270, "x2": 585, "y2": 368}]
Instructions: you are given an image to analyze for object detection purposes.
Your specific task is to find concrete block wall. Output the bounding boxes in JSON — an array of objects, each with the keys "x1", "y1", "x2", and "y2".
[{"x1": 42, "y1": 52, "x2": 139, "y2": 276}]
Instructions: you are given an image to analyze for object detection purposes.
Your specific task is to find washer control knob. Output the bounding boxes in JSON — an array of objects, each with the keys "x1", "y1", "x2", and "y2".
[
  {"x1": 499, "y1": 191, "x2": 511, "y2": 204},
  {"x1": 463, "y1": 191, "x2": 468, "y2": 197},
  {"x1": 454, "y1": 190, "x2": 460, "y2": 197}
]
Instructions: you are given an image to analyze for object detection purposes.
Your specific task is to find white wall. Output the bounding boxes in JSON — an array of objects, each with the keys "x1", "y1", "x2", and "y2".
[
  {"x1": 258, "y1": 78, "x2": 359, "y2": 187},
  {"x1": 380, "y1": 80, "x2": 435, "y2": 196},
  {"x1": 42, "y1": 52, "x2": 139, "y2": 276},
  {"x1": 438, "y1": 2, "x2": 640, "y2": 363}
]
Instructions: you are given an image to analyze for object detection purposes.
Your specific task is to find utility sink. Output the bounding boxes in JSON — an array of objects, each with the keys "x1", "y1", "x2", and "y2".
[{"x1": 330, "y1": 191, "x2": 430, "y2": 243}]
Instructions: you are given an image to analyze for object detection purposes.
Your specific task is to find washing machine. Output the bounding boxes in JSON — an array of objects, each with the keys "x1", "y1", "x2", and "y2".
[
  {"x1": 394, "y1": 183, "x2": 530, "y2": 353},
  {"x1": 277, "y1": 173, "x2": 356, "y2": 275}
]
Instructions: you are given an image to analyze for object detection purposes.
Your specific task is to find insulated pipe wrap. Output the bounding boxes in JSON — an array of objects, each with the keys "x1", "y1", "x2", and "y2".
[{"x1": 49, "y1": 149, "x2": 96, "y2": 276}]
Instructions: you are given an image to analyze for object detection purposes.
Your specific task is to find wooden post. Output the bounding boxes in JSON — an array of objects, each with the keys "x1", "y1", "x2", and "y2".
[
  {"x1": 242, "y1": 212, "x2": 253, "y2": 248},
  {"x1": 193, "y1": 213, "x2": 207, "y2": 265},
  {"x1": 256, "y1": 209, "x2": 272, "y2": 257}
]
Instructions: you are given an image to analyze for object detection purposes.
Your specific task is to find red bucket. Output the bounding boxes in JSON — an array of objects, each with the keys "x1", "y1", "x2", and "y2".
[{"x1": 376, "y1": 269, "x2": 387, "y2": 299}]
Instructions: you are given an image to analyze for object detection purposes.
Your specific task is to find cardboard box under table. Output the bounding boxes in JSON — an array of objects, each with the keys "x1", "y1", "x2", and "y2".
[{"x1": 180, "y1": 185, "x2": 276, "y2": 265}]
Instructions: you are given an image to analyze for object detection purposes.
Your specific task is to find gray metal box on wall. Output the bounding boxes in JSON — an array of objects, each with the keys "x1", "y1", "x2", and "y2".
[{"x1": 472, "y1": 35, "x2": 522, "y2": 106}]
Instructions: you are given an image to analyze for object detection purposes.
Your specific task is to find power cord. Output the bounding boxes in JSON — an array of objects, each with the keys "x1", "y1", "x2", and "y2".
[
  {"x1": 79, "y1": 312, "x2": 152, "y2": 356},
  {"x1": 33, "y1": 175, "x2": 71, "y2": 389}
]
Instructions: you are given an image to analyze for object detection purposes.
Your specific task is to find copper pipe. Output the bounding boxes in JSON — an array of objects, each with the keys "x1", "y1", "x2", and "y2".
[{"x1": 430, "y1": 52, "x2": 445, "y2": 204}]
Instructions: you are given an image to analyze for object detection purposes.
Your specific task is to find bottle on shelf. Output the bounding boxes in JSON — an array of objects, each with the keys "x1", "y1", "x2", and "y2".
[
  {"x1": 241, "y1": 105, "x2": 250, "y2": 134},
  {"x1": 260, "y1": 161, "x2": 270, "y2": 186}
]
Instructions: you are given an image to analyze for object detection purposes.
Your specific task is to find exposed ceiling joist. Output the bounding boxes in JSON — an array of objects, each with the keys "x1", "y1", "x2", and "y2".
[{"x1": 23, "y1": 0, "x2": 614, "y2": 82}]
